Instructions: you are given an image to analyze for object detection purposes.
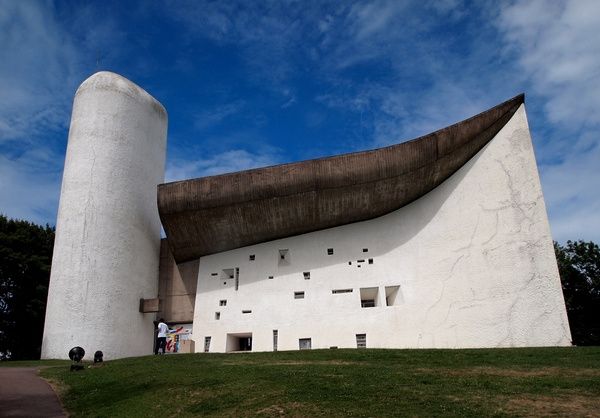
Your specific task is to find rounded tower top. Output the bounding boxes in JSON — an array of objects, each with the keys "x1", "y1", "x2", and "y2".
[{"x1": 76, "y1": 71, "x2": 167, "y2": 120}]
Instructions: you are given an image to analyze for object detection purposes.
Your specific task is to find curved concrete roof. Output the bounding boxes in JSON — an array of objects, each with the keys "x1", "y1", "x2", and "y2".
[{"x1": 159, "y1": 94, "x2": 524, "y2": 263}]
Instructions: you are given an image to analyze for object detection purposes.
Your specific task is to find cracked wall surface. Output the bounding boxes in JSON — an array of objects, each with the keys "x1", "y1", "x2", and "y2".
[
  {"x1": 41, "y1": 72, "x2": 167, "y2": 360},
  {"x1": 192, "y1": 104, "x2": 571, "y2": 352}
]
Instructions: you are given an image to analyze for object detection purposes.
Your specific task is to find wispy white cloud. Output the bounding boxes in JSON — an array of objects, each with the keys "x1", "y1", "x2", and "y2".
[
  {"x1": 347, "y1": 0, "x2": 407, "y2": 41},
  {"x1": 0, "y1": 1, "x2": 80, "y2": 142},
  {"x1": 0, "y1": 1, "x2": 126, "y2": 225},
  {"x1": 0, "y1": 149, "x2": 62, "y2": 225},
  {"x1": 497, "y1": 0, "x2": 600, "y2": 127},
  {"x1": 496, "y1": 0, "x2": 600, "y2": 243},
  {"x1": 194, "y1": 101, "x2": 246, "y2": 131},
  {"x1": 165, "y1": 148, "x2": 282, "y2": 183}
]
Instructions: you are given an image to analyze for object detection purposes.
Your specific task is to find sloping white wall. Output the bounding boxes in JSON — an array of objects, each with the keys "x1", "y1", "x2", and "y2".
[
  {"x1": 42, "y1": 72, "x2": 167, "y2": 359},
  {"x1": 192, "y1": 104, "x2": 571, "y2": 352}
]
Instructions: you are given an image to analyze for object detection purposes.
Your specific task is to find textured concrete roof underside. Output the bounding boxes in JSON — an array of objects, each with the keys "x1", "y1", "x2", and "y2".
[{"x1": 159, "y1": 94, "x2": 525, "y2": 263}]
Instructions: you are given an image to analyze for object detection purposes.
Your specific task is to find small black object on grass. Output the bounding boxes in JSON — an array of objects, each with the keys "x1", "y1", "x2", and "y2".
[
  {"x1": 69, "y1": 346, "x2": 85, "y2": 371},
  {"x1": 94, "y1": 350, "x2": 103, "y2": 363}
]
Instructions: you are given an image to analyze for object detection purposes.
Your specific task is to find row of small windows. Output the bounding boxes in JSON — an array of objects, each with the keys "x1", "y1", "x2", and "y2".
[
  {"x1": 297, "y1": 335, "x2": 368, "y2": 350},
  {"x1": 202, "y1": 333, "x2": 367, "y2": 352},
  {"x1": 212, "y1": 268, "x2": 377, "y2": 281},
  {"x1": 213, "y1": 286, "x2": 401, "y2": 320},
  {"x1": 214, "y1": 310, "x2": 251, "y2": 319},
  {"x1": 211, "y1": 253, "x2": 375, "y2": 282},
  {"x1": 244, "y1": 247, "x2": 370, "y2": 262}
]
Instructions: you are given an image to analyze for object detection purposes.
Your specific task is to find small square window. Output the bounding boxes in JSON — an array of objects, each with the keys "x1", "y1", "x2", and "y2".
[
  {"x1": 360, "y1": 287, "x2": 378, "y2": 308},
  {"x1": 327, "y1": 248, "x2": 334, "y2": 255},
  {"x1": 303, "y1": 272, "x2": 310, "y2": 280},
  {"x1": 348, "y1": 261, "x2": 352, "y2": 265},
  {"x1": 368, "y1": 258, "x2": 373, "y2": 264},
  {"x1": 294, "y1": 291, "x2": 305, "y2": 299},
  {"x1": 215, "y1": 312, "x2": 220, "y2": 320},
  {"x1": 268, "y1": 275, "x2": 274, "y2": 279},
  {"x1": 219, "y1": 300, "x2": 227, "y2": 306},
  {"x1": 249, "y1": 254, "x2": 255, "y2": 261}
]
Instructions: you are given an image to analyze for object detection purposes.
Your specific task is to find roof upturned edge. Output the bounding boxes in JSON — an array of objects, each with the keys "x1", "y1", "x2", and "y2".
[{"x1": 159, "y1": 94, "x2": 524, "y2": 263}]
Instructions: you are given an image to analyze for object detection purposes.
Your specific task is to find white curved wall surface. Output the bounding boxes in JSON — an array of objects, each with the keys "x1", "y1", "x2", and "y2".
[
  {"x1": 193, "y1": 105, "x2": 572, "y2": 352},
  {"x1": 42, "y1": 72, "x2": 167, "y2": 359}
]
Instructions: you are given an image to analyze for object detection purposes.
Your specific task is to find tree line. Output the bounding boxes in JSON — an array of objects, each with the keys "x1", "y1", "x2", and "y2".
[
  {"x1": 0, "y1": 214, "x2": 598, "y2": 359},
  {"x1": 0, "y1": 215, "x2": 54, "y2": 360}
]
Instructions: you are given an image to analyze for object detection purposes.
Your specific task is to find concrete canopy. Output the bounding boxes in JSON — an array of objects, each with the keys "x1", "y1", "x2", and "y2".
[{"x1": 158, "y1": 94, "x2": 524, "y2": 263}]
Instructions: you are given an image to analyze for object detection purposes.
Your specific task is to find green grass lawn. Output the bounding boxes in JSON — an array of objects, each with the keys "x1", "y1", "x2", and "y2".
[{"x1": 39, "y1": 347, "x2": 600, "y2": 417}]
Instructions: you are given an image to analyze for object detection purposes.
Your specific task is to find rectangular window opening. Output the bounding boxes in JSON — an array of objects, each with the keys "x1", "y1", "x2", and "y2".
[
  {"x1": 273, "y1": 330, "x2": 278, "y2": 352},
  {"x1": 249, "y1": 254, "x2": 255, "y2": 261},
  {"x1": 332, "y1": 289, "x2": 353, "y2": 294},
  {"x1": 294, "y1": 291, "x2": 305, "y2": 299},
  {"x1": 368, "y1": 258, "x2": 373, "y2": 264},
  {"x1": 385, "y1": 285, "x2": 404, "y2": 306},
  {"x1": 268, "y1": 275, "x2": 274, "y2": 279},
  {"x1": 204, "y1": 336, "x2": 211, "y2": 353},
  {"x1": 360, "y1": 287, "x2": 379, "y2": 308},
  {"x1": 219, "y1": 299, "x2": 227, "y2": 306},
  {"x1": 235, "y1": 267, "x2": 239, "y2": 291},
  {"x1": 215, "y1": 312, "x2": 220, "y2": 320},
  {"x1": 242, "y1": 310, "x2": 252, "y2": 314},
  {"x1": 299, "y1": 338, "x2": 312, "y2": 350},
  {"x1": 362, "y1": 248, "x2": 368, "y2": 252},
  {"x1": 211, "y1": 272, "x2": 218, "y2": 277},
  {"x1": 327, "y1": 248, "x2": 334, "y2": 255},
  {"x1": 356, "y1": 333, "x2": 366, "y2": 348},
  {"x1": 303, "y1": 271, "x2": 310, "y2": 280}
]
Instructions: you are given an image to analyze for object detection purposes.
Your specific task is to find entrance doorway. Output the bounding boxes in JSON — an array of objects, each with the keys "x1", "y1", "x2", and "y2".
[{"x1": 226, "y1": 333, "x2": 253, "y2": 352}]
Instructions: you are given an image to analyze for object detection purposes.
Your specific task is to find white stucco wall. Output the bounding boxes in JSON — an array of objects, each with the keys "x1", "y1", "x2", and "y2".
[
  {"x1": 192, "y1": 104, "x2": 571, "y2": 352},
  {"x1": 42, "y1": 72, "x2": 167, "y2": 360}
]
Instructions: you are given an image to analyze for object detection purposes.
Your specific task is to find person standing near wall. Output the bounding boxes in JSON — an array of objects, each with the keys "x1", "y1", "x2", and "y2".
[{"x1": 155, "y1": 318, "x2": 168, "y2": 355}]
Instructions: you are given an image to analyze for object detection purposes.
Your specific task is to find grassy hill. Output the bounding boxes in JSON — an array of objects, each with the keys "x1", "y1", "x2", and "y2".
[{"x1": 39, "y1": 347, "x2": 600, "y2": 417}]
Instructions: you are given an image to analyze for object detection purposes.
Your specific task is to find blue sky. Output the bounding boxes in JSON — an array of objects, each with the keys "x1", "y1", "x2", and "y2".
[{"x1": 0, "y1": 0, "x2": 599, "y2": 243}]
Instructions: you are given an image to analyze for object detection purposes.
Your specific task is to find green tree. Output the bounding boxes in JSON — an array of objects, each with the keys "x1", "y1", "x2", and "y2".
[
  {"x1": 554, "y1": 240, "x2": 600, "y2": 346},
  {"x1": 0, "y1": 215, "x2": 54, "y2": 360}
]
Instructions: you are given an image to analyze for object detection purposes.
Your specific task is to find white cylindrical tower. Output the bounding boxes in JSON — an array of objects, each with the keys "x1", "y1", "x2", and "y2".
[{"x1": 41, "y1": 71, "x2": 167, "y2": 359}]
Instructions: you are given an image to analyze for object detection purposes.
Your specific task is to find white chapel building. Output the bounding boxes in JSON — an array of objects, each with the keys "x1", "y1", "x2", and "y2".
[{"x1": 41, "y1": 72, "x2": 571, "y2": 359}]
